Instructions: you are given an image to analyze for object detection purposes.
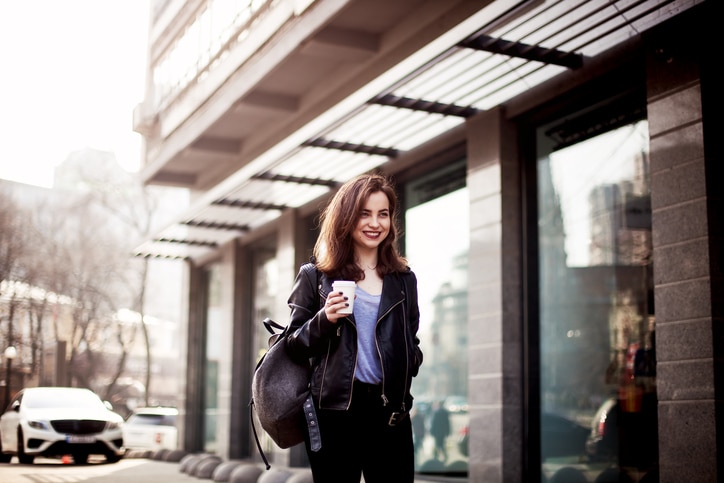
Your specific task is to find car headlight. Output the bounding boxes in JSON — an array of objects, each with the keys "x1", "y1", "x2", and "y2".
[
  {"x1": 106, "y1": 421, "x2": 121, "y2": 430},
  {"x1": 28, "y1": 420, "x2": 50, "y2": 430}
]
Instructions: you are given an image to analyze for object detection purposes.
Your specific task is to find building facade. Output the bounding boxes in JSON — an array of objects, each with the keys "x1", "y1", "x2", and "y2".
[{"x1": 133, "y1": 1, "x2": 719, "y2": 481}]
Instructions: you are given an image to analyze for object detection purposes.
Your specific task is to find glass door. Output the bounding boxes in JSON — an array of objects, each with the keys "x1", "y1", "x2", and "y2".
[
  {"x1": 404, "y1": 161, "x2": 469, "y2": 476},
  {"x1": 536, "y1": 116, "x2": 656, "y2": 482}
]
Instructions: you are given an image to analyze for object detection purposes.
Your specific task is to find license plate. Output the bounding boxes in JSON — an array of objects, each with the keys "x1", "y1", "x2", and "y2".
[{"x1": 66, "y1": 435, "x2": 96, "y2": 444}]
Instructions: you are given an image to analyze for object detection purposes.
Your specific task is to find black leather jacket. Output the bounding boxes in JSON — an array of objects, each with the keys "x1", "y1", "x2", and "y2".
[{"x1": 285, "y1": 262, "x2": 423, "y2": 416}]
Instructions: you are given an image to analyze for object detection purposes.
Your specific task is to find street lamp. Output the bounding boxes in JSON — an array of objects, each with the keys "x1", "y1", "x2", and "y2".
[{"x1": 4, "y1": 346, "x2": 17, "y2": 410}]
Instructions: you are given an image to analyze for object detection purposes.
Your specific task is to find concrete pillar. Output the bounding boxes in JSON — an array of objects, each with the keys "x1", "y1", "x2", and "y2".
[
  {"x1": 466, "y1": 106, "x2": 523, "y2": 482},
  {"x1": 645, "y1": 4, "x2": 720, "y2": 482}
]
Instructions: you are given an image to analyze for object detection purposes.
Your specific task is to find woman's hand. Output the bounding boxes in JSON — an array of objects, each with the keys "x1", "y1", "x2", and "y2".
[{"x1": 324, "y1": 291, "x2": 349, "y2": 323}]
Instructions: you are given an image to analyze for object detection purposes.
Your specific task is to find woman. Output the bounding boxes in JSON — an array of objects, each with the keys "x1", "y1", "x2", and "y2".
[{"x1": 285, "y1": 173, "x2": 423, "y2": 482}]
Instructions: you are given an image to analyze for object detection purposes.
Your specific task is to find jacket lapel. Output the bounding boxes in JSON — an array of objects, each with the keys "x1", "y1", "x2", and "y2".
[{"x1": 377, "y1": 273, "x2": 405, "y2": 320}]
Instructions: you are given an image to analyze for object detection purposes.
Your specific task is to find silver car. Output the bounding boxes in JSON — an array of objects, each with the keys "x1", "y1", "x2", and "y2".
[
  {"x1": 123, "y1": 406, "x2": 178, "y2": 450},
  {"x1": 0, "y1": 387, "x2": 125, "y2": 464}
]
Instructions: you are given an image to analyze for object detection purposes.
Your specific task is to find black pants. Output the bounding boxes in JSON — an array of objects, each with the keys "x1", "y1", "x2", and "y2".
[{"x1": 305, "y1": 380, "x2": 414, "y2": 483}]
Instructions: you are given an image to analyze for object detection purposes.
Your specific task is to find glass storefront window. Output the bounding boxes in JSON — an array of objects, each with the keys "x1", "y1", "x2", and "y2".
[
  {"x1": 404, "y1": 162, "x2": 469, "y2": 476},
  {"x1": 204, "y1": 264, "x2": 222, "y2": 453},
  {"x1": 251, "y1": 245, "x2": 278, "y2": 455},
  {"x1": 537, "y1": 119, "x2": 656, "y2": 482},
  {"x1": 252, "y1": 247, "x2": 278, "y2": 364}
]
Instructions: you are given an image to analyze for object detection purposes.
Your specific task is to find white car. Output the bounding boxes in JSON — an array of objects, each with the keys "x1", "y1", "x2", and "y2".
[
  {"x1": 0, "y1": 387, "x2": 125, "y2": 464},
  {"x1": 122, "y1": 406, "x2": 178, "y2": 450}
]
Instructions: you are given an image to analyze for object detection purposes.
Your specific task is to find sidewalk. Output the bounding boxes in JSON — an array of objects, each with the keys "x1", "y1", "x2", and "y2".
[
  {"x1": 83, "y1": 458, "x2": 199, "y2": 483},
  {"x1": 84, "y1": 451, "x2": 464, "y2": 483}
]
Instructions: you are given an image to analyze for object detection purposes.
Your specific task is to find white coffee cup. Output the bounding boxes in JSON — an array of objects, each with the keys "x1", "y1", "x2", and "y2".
[{"x1": 331, "y1": 280, "x2": 356, "y2": 314}]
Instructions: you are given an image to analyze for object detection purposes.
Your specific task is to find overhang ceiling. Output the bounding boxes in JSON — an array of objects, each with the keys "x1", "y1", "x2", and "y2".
[{"x1": 134, "y1": 0, "x2": 701, "y2": 260}]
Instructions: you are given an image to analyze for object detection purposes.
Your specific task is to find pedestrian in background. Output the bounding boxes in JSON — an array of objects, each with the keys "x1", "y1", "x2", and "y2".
[
  {"x1": 411, "y1": 406, "x2": 426, "y2": 458},
  {"x1": 430, "y1": 401, "x2": 451, "y2": 461},
  {"x1": 286, "y1": 173, "x2": 424, "y2": 483}
]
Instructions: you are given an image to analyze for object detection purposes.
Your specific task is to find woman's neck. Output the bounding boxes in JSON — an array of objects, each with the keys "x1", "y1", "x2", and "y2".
[
  {"x1": 356, "y1": 257, "x2": 383, "y2": 294},
  {"x1": 355, "y1": 250, "x2": 378, "y2": 271}
]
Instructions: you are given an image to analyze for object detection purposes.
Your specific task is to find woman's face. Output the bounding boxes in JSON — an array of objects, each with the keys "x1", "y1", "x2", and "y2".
[{"x1": 352, "y1": 190, "x2": 390, "y2": 252}]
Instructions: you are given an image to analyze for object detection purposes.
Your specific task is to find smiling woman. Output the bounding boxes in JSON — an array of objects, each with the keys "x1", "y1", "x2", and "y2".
[
  {"x1": 0, "y1": 0, "x2": 149, "y2": 188},
  {"x1": 284, "y1": 173, "x2": 423, "y2": 483}
]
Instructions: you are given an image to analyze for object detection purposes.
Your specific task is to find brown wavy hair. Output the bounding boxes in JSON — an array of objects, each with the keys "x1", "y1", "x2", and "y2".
[{"x1": 314, "y1": 173, "x2": 407, "y2": 281}]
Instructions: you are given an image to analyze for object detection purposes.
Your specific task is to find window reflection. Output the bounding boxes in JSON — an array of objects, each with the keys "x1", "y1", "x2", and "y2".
[
  {"x1": 251, "y1": 246, "x2": 278, "y2": 455},
  {"x1": 537, "y1": 120, "x2": 656, "y2": 482},
  {"x1": 204, "y1": 264, "x2": 222, "y2": 453},
  {"x1": 405, "y1": 166, "x2": 469, "y2": 476},
  {"x1": 252, "y1": 247, "x2": 278, "y2": 365}
]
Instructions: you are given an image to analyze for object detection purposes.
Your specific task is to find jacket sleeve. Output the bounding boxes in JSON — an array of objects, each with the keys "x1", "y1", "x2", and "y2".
[
  {"x1": 406, "y1": 270, "x2": 424, "y2": 377},
  {"x1": 284, "y1": 263, "x2": 338, "y2": 362}
]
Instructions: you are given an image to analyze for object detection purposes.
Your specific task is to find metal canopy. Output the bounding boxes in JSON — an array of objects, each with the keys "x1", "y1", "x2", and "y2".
[{"x1": 135, "y1": 0, "x2": 699, "y2": 260}]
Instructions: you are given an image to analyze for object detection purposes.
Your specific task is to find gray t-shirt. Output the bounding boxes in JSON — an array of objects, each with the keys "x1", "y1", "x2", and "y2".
[{"x1": 353, "y1": 286, "x2": 382, "y2": 384}]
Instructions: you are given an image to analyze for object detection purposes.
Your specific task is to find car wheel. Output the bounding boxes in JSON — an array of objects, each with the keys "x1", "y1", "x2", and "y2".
[
  {"x1": 17, "y1": 430, "x2": 34, "y2": 465},
  {"x1": 0, "y1": 433, "x2": 12, "y2": 463},
  {"x1": 106, "y1": 453, "x2": 122, "y2": 463},
  {"x1": 72, "y1": 452, "x2": 89, "y2": 464}
]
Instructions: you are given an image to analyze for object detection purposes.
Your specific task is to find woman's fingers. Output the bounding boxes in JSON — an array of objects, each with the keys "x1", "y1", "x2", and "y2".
[{"x1": 325, "y1": 292, "x2": 349, "y2": 320}]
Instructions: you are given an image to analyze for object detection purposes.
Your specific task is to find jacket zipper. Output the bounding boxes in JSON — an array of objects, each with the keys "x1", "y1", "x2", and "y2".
[
  {"x1": 400, "y1": 285, "x2": 411, "y2": 413},
  {"x1": 376, "y1": 295, "x2": 404, "y2": 408}
]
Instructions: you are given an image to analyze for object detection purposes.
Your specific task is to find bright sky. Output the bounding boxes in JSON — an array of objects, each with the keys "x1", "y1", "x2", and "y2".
[{"x1": 0, "y1": 1, "x2": 149, "y2": 188}]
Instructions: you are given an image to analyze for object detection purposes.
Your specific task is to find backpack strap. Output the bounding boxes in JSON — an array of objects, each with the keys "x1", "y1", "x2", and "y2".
[{"x1": 249, "y1": 400, "x2": 271, "y2": 469}]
